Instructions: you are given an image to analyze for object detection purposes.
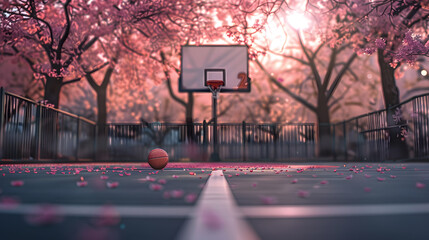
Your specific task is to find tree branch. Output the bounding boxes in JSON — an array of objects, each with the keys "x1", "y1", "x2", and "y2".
[
  {"x1": 56, "y1": 0, "x2": 72, "y2": 61},
  {"x1": 255, "y1": 58, "x2": 317, "y2": 113},
  {"x1": 160, "y1": 51, "x2": 187, "y2": 107},
  {"x1": 297, "y1": 32, "x2": 323, "y2": 91},
  {"x1": 326, "y1": 52, "x2": 358, "y2": 100},
  {"x1": 322, "y1": 47, "x2": 338, "y2": 92}
]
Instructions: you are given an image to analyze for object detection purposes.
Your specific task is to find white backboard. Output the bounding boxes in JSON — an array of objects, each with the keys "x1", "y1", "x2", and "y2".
[{"x1": 180, "y1": 45, "x2": 250, "y2": 92}]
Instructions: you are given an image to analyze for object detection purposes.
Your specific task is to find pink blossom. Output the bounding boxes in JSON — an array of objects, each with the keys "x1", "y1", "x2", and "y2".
[
  {"x1": 375, "y1": 38, "x2": 386, "y2": 49},
  {"x1": 364, "y1": 187, "x2": 372, "y2": 193},
  {"x1": 291, "y1": 178, "x2": 298, "y2": 184},
  {"x1": 345, "y1": 175, "x2": 353, "y2": 180},
  {"x1": 251, "y1": 183, "x2": 257, "y2": 187},
  {"x1": 158, "y1": 179, "x2": 167, "y2": 184},
  {"x1": 416, "y1": 182, "x2": 426, "y2": 189},
  {"x1": 100, "y1": 176, "x2": 109, "y2": 180},
  {"x1": 377, "y1": 177, "x2": 385, "y2": 182},
  {"x1": 320, "y1": 180, "x2": 328, "y2": 185}
]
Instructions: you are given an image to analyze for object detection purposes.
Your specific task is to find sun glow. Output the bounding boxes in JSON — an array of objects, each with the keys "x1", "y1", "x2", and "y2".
[{"x1": 286, "y1": 12, "x2": 311, "y2": 30}]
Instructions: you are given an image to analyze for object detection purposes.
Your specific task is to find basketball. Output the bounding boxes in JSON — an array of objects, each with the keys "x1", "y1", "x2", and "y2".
[{"x1": 148, "y1": 148, "x2": 169, "y2": 170}]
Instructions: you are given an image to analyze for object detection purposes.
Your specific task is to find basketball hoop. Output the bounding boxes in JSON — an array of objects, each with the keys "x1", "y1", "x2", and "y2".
[{"x1": 206, "y1": 80, "x2": 224, "y2": 98}]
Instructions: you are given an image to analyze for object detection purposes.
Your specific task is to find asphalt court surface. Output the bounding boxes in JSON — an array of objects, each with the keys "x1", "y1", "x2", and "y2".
[{"x1": 0, "y1": 162, "x2": 429, "y2": 240}]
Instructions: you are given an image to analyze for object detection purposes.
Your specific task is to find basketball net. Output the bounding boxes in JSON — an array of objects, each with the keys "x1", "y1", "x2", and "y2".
[{"x1": 207, "y1": 80, "x2": 224, "y2": 99}]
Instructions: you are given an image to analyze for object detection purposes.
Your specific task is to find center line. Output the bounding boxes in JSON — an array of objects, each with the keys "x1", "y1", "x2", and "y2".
[{"x1": 177, "y1": 170, "x2": 259, "y2": 240}]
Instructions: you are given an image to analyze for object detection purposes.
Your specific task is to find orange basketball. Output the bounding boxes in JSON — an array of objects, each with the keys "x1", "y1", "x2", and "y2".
[{"x1": 148, "y1": 148, "x2": 169, "y2": 170}]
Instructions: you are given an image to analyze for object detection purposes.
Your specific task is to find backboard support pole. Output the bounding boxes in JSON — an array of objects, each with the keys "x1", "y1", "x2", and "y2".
[{"x1": 210, "y1": 91, "x2": 221, "y2": 162}]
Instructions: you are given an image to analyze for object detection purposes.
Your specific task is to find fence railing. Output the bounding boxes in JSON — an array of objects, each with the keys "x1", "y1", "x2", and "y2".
[
  {"x1": 104, "y1": 122, "x2": 315, "y2": 161},
  {"x1": 1, "y1": 87, "x2": 428, "y2": 162},
  {"x1": 0, "y1": 88, "x2": 96, "y2": 161},
  {"x1": 330, "y1": 93, "x2": 429, "y2": 161}
]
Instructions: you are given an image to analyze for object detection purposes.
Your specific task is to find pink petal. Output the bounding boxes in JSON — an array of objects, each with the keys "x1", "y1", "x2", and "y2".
[
  {"x1": 149, "y1": 183, "x2": 163, "y2": 191},
  {"x1": 377, "y1": 177, "x2": 385, "y2": 182},
  {"x1": 364, "y1": 174, "x2": 371, "y2": 178},
  {"x1": 106, "y1": 182, "x2": 119, "y2": 189},
  {"x1": 345, "y1": 175, "x2": 353, "y2": 180},
  {"x1": 291, "y1": 179, "x2": 298, "y2": 184},
  {"x1": 320, "y1": 180, "x2": 328, "y2": 185},
  {"x1": 94, "y1": 205, "x2": 121, "y2": 226},
  {"x1": 390, "y1": 175, "x2": 396, "y2": 179},
  {"x1": 76, "y1": 181, "x2": 88, "y2": 187},
  {"x1": 25, "y1": 204, "x2": 63, "y2": 226},
  {"x1": 100, "y1": 176, "x2": 109, "y2": 180},
  {"x1": 416, "y1": 182, "x2": 426, "y2": 189},
  {"x1": 158, "y1": 179, "x2": 167, "y2": 184},
  {"x1": 364, "y1": 187, "x2": 372, "y2": 193},
  {"x1": 202, "y1": 209, "x2": 223, "y2": 230},
  {"x1": 163, "y1": 191, "x2": 171, "y2": 199},
  {"x1": 297, "y1": 190, "x2": 310, "y2": 198},
  {"x1": 185, "y1": 193, "x2": 197, "y2": 203},
  {"x1": 146, "y1": 176, "x2": 156, "y2": 182},
  {"x1": 260, "y1": 196, "x2": 278, "y2": 205},
  {"x1": 171, "y1": 190, "x2": 184, "y2": 199},
  {"x1": 172, "y1": 175, "x2": 179, "y2": 178},
  {"x1": 11, "y1": 180, "x2": 24, "y2": 187},
  {"x1": 0, "y1": 196, "x2": 20, "y2": 209},
  {"x1": 251, "y1": 183, "x2": 257, "y2": 187}
]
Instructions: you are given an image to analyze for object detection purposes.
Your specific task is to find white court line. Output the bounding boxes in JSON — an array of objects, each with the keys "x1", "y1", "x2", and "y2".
[
  {"x1": 242, "y1": 203, "x2": 429, "y2": 218},
  {"x1": 176, "y1": 170, "x2": 260, "y2": 240},
  {"x1": 0, "y1": 205, "x2": 192, "y2": 218}
]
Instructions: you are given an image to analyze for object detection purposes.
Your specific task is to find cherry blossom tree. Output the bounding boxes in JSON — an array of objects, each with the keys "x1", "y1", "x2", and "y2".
[
  {"x1": 0, "y1": 0, "x2": 117, "y2": 107},
  {"x1": 318, "y1": 0, "x2": 429, "y2": 159}
]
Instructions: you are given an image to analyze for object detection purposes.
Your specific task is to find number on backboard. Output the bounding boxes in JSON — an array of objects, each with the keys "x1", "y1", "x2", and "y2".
[{"x1": 237, "y1": 72, "x2": 248, "y2": 89}]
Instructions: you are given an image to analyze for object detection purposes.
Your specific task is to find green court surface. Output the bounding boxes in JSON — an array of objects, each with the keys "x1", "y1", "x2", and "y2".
[{"x1": 0, "y1": 162, "x2": 429, "y2": 240}]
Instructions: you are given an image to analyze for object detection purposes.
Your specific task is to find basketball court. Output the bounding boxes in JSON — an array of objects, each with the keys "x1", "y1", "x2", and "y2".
[
  {"x1": 1, "y1": 44, "x2": 429, "y2": 240},
  {"x1": 1, "y1": 162, "x2": 429, "y2": 240}
]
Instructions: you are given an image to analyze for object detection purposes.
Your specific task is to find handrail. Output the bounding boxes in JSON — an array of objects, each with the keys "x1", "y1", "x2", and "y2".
[
  {"x1": 334, "y1": 92, "x2": 429, "y2": 125},
  {"x1": 4, "y1": 89, "x2": 96, "y2": 125}
]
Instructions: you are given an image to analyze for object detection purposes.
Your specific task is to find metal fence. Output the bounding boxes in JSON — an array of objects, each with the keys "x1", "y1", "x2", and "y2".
[
  {"x1": 1, "y1": 87, "x2": 428, "y2": 162},
  {"x1": 104, "y1": 122, "x2": 315, "y2": 161},
  {"x1": 0, "y1": 88, "x2": 96, "y2": 161},
  {"x1": 330, "y1": 93, "x2": 429, "y2": 161}
]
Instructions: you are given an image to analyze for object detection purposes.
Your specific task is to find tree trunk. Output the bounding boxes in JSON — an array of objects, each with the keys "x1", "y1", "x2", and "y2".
[
  {"x1": 186, "y1": 93, "x2": 194, "y2": 142},
  {"x1": 377, "y1": 49, "x2": 408, "y2": 160},
  {"x1": 40, "y1": 77, "x2": 62, "y2": 159},
  {"x1": 317, "y1": 95, "x2": 332, "y2": 157},
  {"x1": 97, "y1": 86, "x2": 107, "y2": 126},
  {"x1": 94, "y1": 84, "x2": 109, "y2": 161},
  {"x1": 44, "y1": 77, "x2": 62, "y2": 107}
]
